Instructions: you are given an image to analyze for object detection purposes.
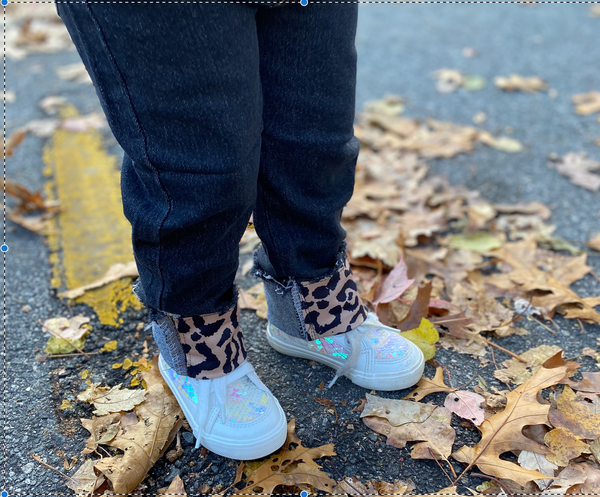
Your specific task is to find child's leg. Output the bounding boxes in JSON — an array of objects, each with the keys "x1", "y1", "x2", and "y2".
[
  {"x1": 57, "y1": 3, "x2": 288, "y2": 459},
  {"x1": 252, "y1": 4, "x2": 425, "y2": 390},
  {"x1": 253, "y1": 4, "x2": 366, "y2": 338},
  {"x1": 57, "y1": 2, "x2": 262, "y2": 319}
]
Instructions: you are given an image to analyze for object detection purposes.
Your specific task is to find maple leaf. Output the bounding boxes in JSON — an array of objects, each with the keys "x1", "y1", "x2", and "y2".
[
  {"x1": 403, "y1": 367, "x2": 457, "y2": 402},
  {"x1": 452, "y1": 352, "x2": 579, "y2": 486},
  {"x1": 235, "y1": 419, "x2": 336, "y2": 495}
]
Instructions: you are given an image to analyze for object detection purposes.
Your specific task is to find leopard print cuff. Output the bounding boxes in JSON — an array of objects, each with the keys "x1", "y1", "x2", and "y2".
[
  {"x1": 298, "y1": 257, "x2": 368, "y2": 340},
  {"x1": 255, "y1": 245, "x2": 368, "y2": 341},
  {"x1": 174, "y1": 302, "x2": 247, "y2": 379}
]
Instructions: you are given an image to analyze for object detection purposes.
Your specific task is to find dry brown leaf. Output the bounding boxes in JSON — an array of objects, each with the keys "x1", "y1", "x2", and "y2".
[
  {"x1": 548, "y1": 152, "x2": 600, "y2": 192},
  {"x1": 80, "y1": 413, "x2": 121, "y2": 454},
  {"x1": 494, "y1": 345, "x2": 562, "y2": 386},
  {"x1": 42, "y1": 315, "x2": 90, "y2": 341},
  {"x1": 562, "y1": 372, "x2": 600, "y2": 393},
  {"x1": 572, "y1": 91, "x2": 600, "y2": 115},
  {"x1": 5, "y1": 128, "x2": 27, "y2": 157},
  {"x1": 361, "y1": 393, "x2": 436, "y2": 426},
  {"x1": 544, "y1": 428, "x2": 591, "y2": 466},
  {"x1": 363, "y1": 405, "x2": 455, "y2": 459},
  {"x1": 403, "y1": 367, "x2": 457, "y2": 402},
  {"x1": 56, "y1": 62, "x2": 92, "y2": 84},
  {"x1": 452, "y1": 352, "x2": 579, "y2": 487},
  {"x1": 541, "y1": 462, "x2": 588, "y2": 495},
  {"x1": 338, "y1": 476, "x2": 412, "y2": 496},
  {"x1": 65, "y1": 458, "x2": 104, "y2": 497},
  {"x1": 568, "y1": 462, "x2": 600, "y2": 494},
  {"x1": 235, "y1": 419, "x2": 336, "y2": 495},
  {"x1": 238, "y1": 288, "x2": 259, "y2": 311},
  {"x1": 548, "y1": 385, "x2": 600, "y2": 440},
  {"x1": 92, "y1": 358, "x2": 184, "y2": 494},
  {"x1": 495, "y1": 74, "x2": 547, "y2": 93},
  {"x1": 372, "y1": 256, "x2": 414, "y2": 307},
  {"x1": 77, "y1": 383, "x2": 147, "y2": 416},
  {"x1": 58, "y1": 261, "x2": 139, "y2": 299},
  {"x1": 158, "y1": 475, "x2": 187, "y2": 496},
  {"x1": 517, "y1": 450, "x2": 558, "y2": 490},
  {"x1": 587, "y1": 233, "x2": 600, "y2": 252}
]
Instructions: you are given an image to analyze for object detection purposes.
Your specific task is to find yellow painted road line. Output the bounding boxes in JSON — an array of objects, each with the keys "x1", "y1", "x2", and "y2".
[{"x1": 43, "y1": 107, "x2": 142, "y2": 326}]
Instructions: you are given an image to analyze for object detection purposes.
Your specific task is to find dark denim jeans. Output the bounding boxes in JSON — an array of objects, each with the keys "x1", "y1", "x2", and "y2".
[{"x1": 57, "y1": 1, "x2": 360, "y2": 317}]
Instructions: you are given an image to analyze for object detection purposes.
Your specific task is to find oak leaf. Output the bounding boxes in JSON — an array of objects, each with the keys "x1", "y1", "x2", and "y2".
[
  {"x1": 451, "y1": 352, "x2": 579, "y2": 486},
  {"x1": 235, "y1": 419, "x2": 336, "y2": 495},
  {"x1": 403, "y1": 367, "x2": 457, "y2": 402}
]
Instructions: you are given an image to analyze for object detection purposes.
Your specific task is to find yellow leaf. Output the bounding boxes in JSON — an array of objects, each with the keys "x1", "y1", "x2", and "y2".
[
  {"x1": 60, "y1": 399, "x2": 72, "y2": 410},
  {"x1": 44, "y1": 335, "x2": 86, "y2": 355},
  {"x1": 122, "y1": 358, "x2": 133, "y2": 370},
  {"x1": 77, "y1": 382, "x2": 147, "y2": 416},
  {"x1": 100, "y1": 340, "x2": 117, "y2": 353},
  {"x1": 400, "y1": 318, "x2": 439, "y2": 360},
  {"x1": 130, "y1": 377, "x2": 140, "y2": 387},
  {"x1": 112, "y1": 363, "x2": 123, "y2": 369},
  {"x1": 78, "y1": 369, "x2": 89, "y2": 379}
]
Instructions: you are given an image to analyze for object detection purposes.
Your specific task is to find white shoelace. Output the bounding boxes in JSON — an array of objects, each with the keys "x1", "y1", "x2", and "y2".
[
  {"x1": 327, "y1": 327, "x2": 363, "y2": 388},
  {"x1": 327, "y1": 312, "x2": 387, "y2": 389}
]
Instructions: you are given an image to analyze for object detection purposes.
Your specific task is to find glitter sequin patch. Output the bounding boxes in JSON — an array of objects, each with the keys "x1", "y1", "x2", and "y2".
[
  {"x1": 165, "y1": 367, "x2": 199, "y2": 404},
  {"x1": 365, "y1": 327, "x2": 409, "y2": 360},
  {"x1": 226, "y1": 377, "x2": 268, "y2": 423},
  {"x1": 307, "y1": 336, "x2": 349, "y2": 359}
]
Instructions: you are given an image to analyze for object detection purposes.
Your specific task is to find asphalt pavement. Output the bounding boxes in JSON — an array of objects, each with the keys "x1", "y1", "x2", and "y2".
[{"x1": 3, "y1": 4, "x2": 600, "y2": 496}]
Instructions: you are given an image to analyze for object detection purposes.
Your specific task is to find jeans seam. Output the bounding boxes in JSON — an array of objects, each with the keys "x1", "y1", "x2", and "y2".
[{"x1": 84, "y1": 1, "x2": 172, "y2": 310}]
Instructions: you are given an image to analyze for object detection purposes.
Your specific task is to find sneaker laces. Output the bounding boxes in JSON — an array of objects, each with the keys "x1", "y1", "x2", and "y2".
[
  {"x1": 326, "y1": 312, "x2": 382, "y2": 389},
  {"x1": 187, "y1": 361, "x2": 265, "y2": 449}
]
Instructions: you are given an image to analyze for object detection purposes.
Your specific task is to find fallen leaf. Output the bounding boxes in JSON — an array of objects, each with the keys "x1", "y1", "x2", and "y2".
[
  {"x1": 562, "y1": 372, "x2": 600, "y2": 393},
  {"x1": 80, "y1": 413, "x2": 121, "y2": 454},
  {"x1": 56, "y1": 62, "x2": 92, "y2": 84},
  {"x1": 361, "y1": 393, "x2": 436, "y2": 426},
  {"x1": 65, "y1": 459, "x2": 104, "y2": 497},
  {"x1": 373, "y1": 256, "x2": 414, "y2": 307},
  {"x1": 58, "y1": 261, "x2": 138, "y2": 299},
  {"x1": 517, "y1": 450, "x2": 558, "y2": 490},
  {"x1": 449, "y1": 231, "x2": 503, "y2": 253},
  {"x1": 100, "y1": 340, "x2": 117, "y2": 353},
  {"x1": 397, "y1": 282, "x2": 432, "y2": 331},
  {"x1": 77, "y1": 383, "x2": 147, "y2": 416},
  {"x1": 541, "y1": 462, "x2": 587, "y2": 495},
  {"x1": 444, "y1": 390, "x2": 485, "y2": 426},
  {"x1": 363, "y1": 405, "x2": 455, "y2": 459},
  {"x1": 495, "y1": 74, "x2": 547, "y2": 93},
  {"x1": 572, "y1": 91, "x2": 600, "y2": 115},
  {"x1": 544, "y1": 428, "x2": 590, "y2": 467},
  {"x1": 403, "y1": 367, "x2": 457, "y2": 402},
  {"x1": 235, "y1": 419, "x2": 336, "y2": 495},
  {"x1": 548, "y1": 385, "x2": 600, "y2": 440},
  {"x1": 158, "y1": 475, "x2": 187, "y2": 496},
  {"x1": 338, "y1": 476, "x2": 412, "y2": 496},
  {"x1": 548, "y1": 152, "x2": 600, "y2": 192},
  {"x1": 452, "y1": 352, "x2": 579, "y2": 486},
  {"x1": 399, "y1": 317, "x2": 439, "y2": 360},
  {"x1": 92, "y1": 358, "x2": 184, "y2": 494},
  {"x1": 42, "y1": 315, "x2": 90, "y2": 341}
]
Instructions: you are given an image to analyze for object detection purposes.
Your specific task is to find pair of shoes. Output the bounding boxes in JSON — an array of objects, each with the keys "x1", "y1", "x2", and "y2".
[{"x1": 159, "y1": 312, "x2": 424, "y2": 460}]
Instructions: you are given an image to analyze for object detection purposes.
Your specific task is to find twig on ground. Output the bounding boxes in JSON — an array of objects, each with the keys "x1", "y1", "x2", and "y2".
[
  {"x1": 30, "y1": 453, "x2": 77, "y2": 485},
  {"x1": 531, "y1": 317, "x2": 557, "y2": 337}
]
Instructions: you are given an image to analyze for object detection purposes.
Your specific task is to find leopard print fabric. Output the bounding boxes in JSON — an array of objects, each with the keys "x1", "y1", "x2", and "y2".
[
  {"x1": 298, "y1": 258, "x2": 368, "y2": 340},
  {"x1": 174, "y1": 302, "x2": 247, "y2": 379}
]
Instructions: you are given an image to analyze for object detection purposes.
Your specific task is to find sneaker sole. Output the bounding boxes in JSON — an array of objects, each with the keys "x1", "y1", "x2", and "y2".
[
  {"x1": 158, "y1": 355, "x2": 288, "y2": 460},
  {"x1": 266, "y1": 323, "x2": 425, "y2": 391}
]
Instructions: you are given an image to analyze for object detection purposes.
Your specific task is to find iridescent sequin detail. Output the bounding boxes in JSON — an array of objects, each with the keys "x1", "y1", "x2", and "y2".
[
  {"x1": 226, "y1": 377, "x2": 268, "y2": 424},
  {"x1": 364, "y1": 327, "x2": 409, "y2": 360},
  {"x1": 307, "y1": 336, "x2": 349, "y2": 359},
  {"x1": 165, "y1": 367, "x2": 198, "y2": 404}
]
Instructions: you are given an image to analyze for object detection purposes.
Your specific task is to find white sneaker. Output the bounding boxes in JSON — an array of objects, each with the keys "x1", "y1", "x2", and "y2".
[
  {"x1": 158, "y1": 354, "x2": 287, "y2": 460},
  {"x1": 266, "y1": 312, "x2": 425, "y2": 391}
]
